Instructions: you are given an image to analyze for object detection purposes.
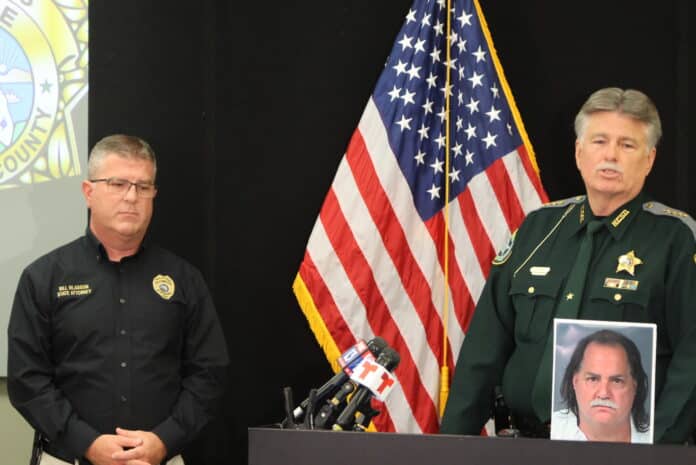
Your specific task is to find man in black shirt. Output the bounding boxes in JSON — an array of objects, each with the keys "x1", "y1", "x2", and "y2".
[{"x1": 8, "y1": 135, "x2": 229, "y2": 465}]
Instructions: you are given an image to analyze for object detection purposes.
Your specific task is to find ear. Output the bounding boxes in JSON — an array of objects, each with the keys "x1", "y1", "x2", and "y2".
[
  {"x1": 82, "y1": 180, "x2": 94, "y2": 207},
  {"x1": 644, "y1": 147, "x2": 656, "y2": 176},
  {"x1": 574, "y1": 139, "x2": 582, "y2": 170}
]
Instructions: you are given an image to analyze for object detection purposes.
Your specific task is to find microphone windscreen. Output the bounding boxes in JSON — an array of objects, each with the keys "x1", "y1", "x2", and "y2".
[
  {"x1": 377, "y1": 347, "x2": 400, "y2": 371},
  {"x1": 366, "y1": 337, "x2": 388, "y2": 356}
]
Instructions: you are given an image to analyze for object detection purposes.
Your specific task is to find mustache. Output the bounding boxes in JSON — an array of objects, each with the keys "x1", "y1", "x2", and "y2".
[
  {"x1": 590, "y1": 399, "x2": 618, "y2": 409},
  {"x1": 595, "y1": 162, "x2": 623, "y2": 174}
]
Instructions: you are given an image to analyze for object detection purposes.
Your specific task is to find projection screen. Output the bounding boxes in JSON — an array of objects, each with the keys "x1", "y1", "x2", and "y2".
[{"x1": 0, "y1": 0, "x2": 89, "y2": 375}]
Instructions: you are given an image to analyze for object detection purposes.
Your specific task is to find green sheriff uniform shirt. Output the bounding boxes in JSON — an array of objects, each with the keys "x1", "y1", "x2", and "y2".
[{"x1": 440, "y1": 192, "x2": 696, "y2": 443}]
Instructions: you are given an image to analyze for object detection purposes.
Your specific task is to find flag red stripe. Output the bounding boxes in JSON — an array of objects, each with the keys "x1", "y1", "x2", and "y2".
[
  {"x1": 457, "y1": 188, "x2": 496, "y2": 278},
  {"x1": 371, "y1": 398, "x2": 396, "y2": 432},
  {"x1": 423, "y1": 212, "x2": 475, "y2": 340},
  {"x1": 297, "y1": 252, "x2": 355, "y2": 352},
  {"x1": 319, "y1": 188, "x2": 439, "y2": 432},
  {"x1": 346, "y1": 130, "x2": 444, "y2": 364},
  {"x1": 485, "y1": 157, "x2": 526, "y2": 231}
]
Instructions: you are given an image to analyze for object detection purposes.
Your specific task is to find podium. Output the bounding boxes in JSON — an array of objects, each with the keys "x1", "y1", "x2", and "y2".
[{"x1": 248, "y1": 427, "x2": 696, "y2": 465}]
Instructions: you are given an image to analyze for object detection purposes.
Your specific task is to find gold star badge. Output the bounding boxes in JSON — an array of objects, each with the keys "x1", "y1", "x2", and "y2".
[
  {"x1": 566, "y1": 292, "x2": 574, "y2": 301},
  {"x1": 616, "y1": 250, "x2": 643, "y2": 276}
]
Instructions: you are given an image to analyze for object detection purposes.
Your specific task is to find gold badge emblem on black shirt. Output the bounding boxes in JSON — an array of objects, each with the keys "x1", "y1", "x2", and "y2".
[
  {"x1": 152, "y1": 275, "x2": 175, "y2": 300},
  {"x1": 616, "y1": 250, "x2": 643, "y2": 276}
]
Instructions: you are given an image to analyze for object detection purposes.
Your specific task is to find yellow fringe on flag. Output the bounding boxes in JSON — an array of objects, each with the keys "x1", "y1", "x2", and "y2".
[{"x1": 293, "y1": 273, "x2": 342, "y2": 373}]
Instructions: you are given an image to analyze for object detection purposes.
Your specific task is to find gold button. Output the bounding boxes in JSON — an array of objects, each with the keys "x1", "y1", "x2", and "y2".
[
  {"x1": 614, "y1": 293, "x2": 622, "y2": 301},
  {"x1": 528, "y1": 286, "x2": 535, "y2": 294}
]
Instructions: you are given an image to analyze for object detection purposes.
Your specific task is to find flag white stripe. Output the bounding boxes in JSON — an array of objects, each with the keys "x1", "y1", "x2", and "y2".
[
  {"x1": 383, "y1": 372, "x2": 424, "y2": 433},
  {"x1": 468, "y1": 170, "x2": 512, "y2": 254},
  {"x1": 502, "y1": 150, "x2": 544, "y2": 214},
  {"x1": 305, "y1": 213, "x2": 370, "y2": 337},
  {"x1": 447, "y1": 195, "x2": 488, "y2": 308}
]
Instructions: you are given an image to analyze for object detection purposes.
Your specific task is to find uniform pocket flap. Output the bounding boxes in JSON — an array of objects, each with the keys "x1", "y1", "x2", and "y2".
[
  {"x1": 588, "y1": 279, "x2": 649, "y2": 308},
  {"x1": 509, "y1": 274, "x2": 564, "y2": 299}
]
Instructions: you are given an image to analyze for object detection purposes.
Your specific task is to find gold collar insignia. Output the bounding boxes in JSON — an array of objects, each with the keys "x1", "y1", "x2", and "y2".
[{"x1": 611, "y1": 209, "x2": 630, "y2": 228}]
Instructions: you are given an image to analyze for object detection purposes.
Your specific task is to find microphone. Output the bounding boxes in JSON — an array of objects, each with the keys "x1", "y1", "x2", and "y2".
[
  {"x1": 313, "y1": 381, "x2": 356, "y2": 429},
  {"x1": 281, "y1": 386, "x2": 298, "y2": 428},
  {"x1": 353, "y1": 404, "x2": 380, "y2": 431},
  {"x1": 332, "y1": 347, "x2": 400, "y2": 431},
  {"x1": 301, "y1": 389, "x2": 318, "y2": 429},
  {"x1": 291, "y1": 337, "x2": 387, "y2": 421}
]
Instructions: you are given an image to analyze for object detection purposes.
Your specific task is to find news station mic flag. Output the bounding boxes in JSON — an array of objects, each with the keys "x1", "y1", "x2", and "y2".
[{"x1": 293, "y1": 0, "x2": 548, "y2": 433}]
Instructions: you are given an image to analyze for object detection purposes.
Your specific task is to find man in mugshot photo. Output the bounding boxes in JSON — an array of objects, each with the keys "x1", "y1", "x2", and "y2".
[{"x1": 551, "y1": 329, "x2": 651, "y2": 443}]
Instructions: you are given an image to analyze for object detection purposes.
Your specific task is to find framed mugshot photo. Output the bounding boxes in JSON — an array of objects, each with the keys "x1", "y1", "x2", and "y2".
[{"x1": 550, "y1": 318, "x2": 656, "y2": 444}]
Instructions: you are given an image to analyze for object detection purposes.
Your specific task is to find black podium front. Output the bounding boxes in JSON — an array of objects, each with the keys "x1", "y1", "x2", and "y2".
[{"x1": 248, "y1": 427, "x2": 696, "y2": 465}]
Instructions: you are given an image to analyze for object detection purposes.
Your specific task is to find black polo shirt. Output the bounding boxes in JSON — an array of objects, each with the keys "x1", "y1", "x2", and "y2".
[{"x1": 8, "y1": 229, "x2": 229, "y2": 461}]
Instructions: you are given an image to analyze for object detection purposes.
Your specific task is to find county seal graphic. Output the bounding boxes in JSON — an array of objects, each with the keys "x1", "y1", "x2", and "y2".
[{"x1": 0, "y1": 0, "x2": 88, "y2": 189}]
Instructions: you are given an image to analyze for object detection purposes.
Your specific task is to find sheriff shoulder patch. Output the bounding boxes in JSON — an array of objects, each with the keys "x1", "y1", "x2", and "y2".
[{"x1": 492, "y1": 230, "x2": 517, "y2": 266}]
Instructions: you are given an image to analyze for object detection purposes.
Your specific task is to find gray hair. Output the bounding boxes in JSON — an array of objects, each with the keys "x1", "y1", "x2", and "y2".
[
  {"x1": 88, "y1": 134, "x2": 157, "y2": 180},
  {"x1": 574, "y1": 87, "x2": 662, "y2": 150}
]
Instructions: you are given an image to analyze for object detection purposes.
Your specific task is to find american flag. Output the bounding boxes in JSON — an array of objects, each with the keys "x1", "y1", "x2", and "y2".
[{"x1": 294, "y1": 0, "x2": 547, "y2": 433}]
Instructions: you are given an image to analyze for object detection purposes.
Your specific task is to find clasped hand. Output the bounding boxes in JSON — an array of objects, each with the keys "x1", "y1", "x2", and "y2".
[{"x1": 85, "y1": 427, "x2": 167, "y2": 465}]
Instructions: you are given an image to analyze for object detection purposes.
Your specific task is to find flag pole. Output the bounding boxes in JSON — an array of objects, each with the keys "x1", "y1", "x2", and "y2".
[{"x1": 439, "y1": 0, "x2": 453, "y2": 419}]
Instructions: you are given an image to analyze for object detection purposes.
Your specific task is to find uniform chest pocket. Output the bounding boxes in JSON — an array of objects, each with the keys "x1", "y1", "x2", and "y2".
[
  {"x1": 129, "y1": 292, "x2": 188, "y2": 354},
  {"x1": 136, "y1": 292, "x2": 186, "y2": 329},
  {"x1": 52, "y1": 276, "x2": 108, "y2": 344},
  {"x1": 509, "y1": 274, "x2": 563, "y2": 343},
  {"x1": 587, "y1": 282, "x2": 650, "y2": 322}
]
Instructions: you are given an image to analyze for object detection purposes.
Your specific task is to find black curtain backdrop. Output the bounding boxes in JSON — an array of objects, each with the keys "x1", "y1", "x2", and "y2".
[{"x1": 89, "y1": 1, "x2": 689, "y2": 463}]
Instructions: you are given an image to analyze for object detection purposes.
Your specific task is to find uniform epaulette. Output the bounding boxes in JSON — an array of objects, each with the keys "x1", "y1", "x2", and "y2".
[
  {"x1": 541, "y1": 195, "x2": 586, "y2": 209},
  {"x1": 643, "y1": 201, "x2": 696, "y2": 241}
]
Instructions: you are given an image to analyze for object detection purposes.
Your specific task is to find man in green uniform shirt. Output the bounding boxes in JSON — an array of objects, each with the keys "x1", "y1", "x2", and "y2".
[{"x1": 440, "y1": 87, "x2": 696, "y2": 443}]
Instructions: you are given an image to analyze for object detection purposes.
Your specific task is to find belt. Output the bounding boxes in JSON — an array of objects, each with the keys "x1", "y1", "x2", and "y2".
[{"x1": 511, "y1": 415, "x2": 550, "y2": 439}]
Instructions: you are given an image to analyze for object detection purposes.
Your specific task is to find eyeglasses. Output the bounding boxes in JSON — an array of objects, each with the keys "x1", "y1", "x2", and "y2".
[{"x1": 90, "y1": 177, "x2": 157, "y2": 198}]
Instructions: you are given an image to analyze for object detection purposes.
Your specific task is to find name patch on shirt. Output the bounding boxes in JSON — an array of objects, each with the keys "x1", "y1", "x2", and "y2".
[
  {"x1": 530, "y1": 266, "x2": 551, "y2": 276},
  {"x1": 56, "y1": 283, "x2": 92, "y2": 298}
]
